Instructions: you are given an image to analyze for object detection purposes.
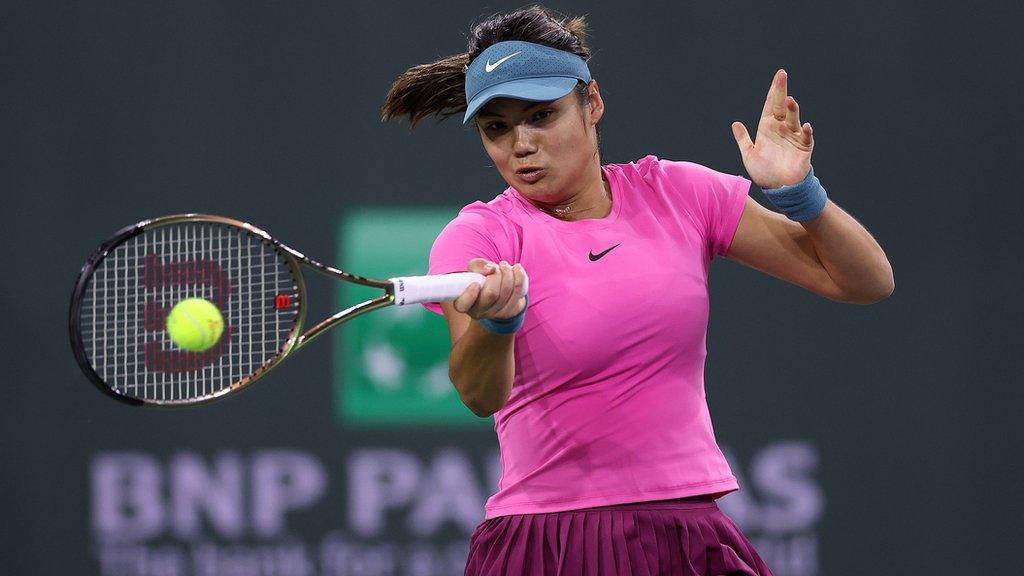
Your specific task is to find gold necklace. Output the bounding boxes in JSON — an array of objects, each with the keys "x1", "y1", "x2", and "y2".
[{"x1": 540, "y1": 186, "x2": 610, "y2": 219}]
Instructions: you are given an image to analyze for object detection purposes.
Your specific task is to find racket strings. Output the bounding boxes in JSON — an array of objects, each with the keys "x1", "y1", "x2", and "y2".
[{"x1": 78, "y1": 222, "x2": 301, "y2": 403}]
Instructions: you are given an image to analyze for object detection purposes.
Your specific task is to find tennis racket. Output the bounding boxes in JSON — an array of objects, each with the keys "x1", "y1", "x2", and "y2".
[{"x1": 69, "y1": 214, "x2": 487, "y2": 407}]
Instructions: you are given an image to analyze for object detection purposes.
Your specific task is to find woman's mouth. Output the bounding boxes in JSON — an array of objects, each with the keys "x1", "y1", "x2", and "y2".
[{"x1": 516, "y1": 167, "x2": 547, "y2": 184}]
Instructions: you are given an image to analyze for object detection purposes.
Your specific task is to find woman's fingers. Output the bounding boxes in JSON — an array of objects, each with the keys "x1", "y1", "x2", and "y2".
[
  {"x1": 456, "y1": 259, "x2": 528, "y2": 320},
  {"x1": 492, "y1": 262, "x2": 524, "y2": 319},
  {"x1": 731, "y1": 121, "x2": 754, "y2": 154},
  {"x1": 456, "y1": 259, "x2": 495, "y2": 315},
  {"x1": 802, "y1": 122, "x2": 814, "y2": 146},
  {"x1": 453, "y1": 282, "x2": 480, "y2": 314},
  {"x1": 507, "y1": 263, "x2": 528, "y2": 316},
  {"x1": 476, "y1": 260, "x2": 511, "y2": 315},
  {"x1": 477, "y1": 261, "x2": 509, "y2": 317},
  {"x1": 512, "y1": 263, "x2": 526, "y2": 297},
  {"x1": 491, "y1": 264, "x2": 525, "y2": 319},
  {"x1": 761, "y1": 69, "x2": 788, "y2": 121},
  {"x1": 467, "y1": 258, "x2": 496, "y2": 275},
  {"x1": 785, "y1": 96, "x2": 802, "y2": 133},
  {"x1": 494, "y1": 261, "x2": 515, "y2": 313}
]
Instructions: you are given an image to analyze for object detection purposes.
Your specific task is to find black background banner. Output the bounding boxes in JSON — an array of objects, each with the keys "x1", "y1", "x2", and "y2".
[{"x1": 2, "y1": 1, "x2": 1021, "y2": 574}]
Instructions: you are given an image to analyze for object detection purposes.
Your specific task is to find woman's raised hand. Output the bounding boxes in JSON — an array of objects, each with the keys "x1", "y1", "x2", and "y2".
[
  {"x1": 731, "y1": 69, "x2": 814, "y2": 189},
  {"x1": 454, "y1": 258, "x2": 528, "y2": 321}
]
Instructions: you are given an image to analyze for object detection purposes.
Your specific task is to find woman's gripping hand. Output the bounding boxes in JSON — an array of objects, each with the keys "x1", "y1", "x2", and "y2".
[{"x1": 453, "y1": 258, "x2": 528, "y2": 322}]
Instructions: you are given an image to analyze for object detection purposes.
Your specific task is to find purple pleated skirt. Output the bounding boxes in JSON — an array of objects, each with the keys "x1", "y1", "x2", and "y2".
[{"x1": 464, "y1": 495, "x2": 773, "y2": 576}]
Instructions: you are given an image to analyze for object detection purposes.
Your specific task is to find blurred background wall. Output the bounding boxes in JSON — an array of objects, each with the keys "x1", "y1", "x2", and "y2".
[{"x1": 2, "y1": 1, "x2": 1020, "y2": 574}]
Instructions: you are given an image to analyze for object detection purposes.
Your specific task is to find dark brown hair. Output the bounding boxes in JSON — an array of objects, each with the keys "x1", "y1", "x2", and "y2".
[{"x1": 381, "y1": 5, "x2": 592, "y2": 127}]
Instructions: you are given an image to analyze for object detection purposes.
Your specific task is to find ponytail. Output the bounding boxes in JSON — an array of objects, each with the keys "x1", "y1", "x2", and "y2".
[{"x1": 381, "y1": 52, "x2": 470, "y2": 127}]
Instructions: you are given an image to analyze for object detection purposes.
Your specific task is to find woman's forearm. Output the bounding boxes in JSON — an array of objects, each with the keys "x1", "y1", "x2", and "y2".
[
  {"x1": 802, "y1": 200, "x2": 894, "y2": 304},
  {"x1": 449, "y1": 321, "x2": 516, "y2": 417}
]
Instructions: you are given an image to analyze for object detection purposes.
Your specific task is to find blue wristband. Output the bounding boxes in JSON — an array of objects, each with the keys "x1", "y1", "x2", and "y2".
[
  {"x1": 761, "y1": 164, "x2": 828, "y2": 222},
  {"x1": 478, "y1": 294, "x2": 528, "y2": 335}
]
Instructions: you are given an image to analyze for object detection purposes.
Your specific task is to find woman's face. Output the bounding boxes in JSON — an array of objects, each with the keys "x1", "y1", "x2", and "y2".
[{"x1": 475, "y1": 81, "x2": 604, "y2": 203}]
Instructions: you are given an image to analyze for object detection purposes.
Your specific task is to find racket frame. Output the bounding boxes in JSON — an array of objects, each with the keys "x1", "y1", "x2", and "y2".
[{"x1": 69, "y1": 214, "x2": 399, "y2": 407}]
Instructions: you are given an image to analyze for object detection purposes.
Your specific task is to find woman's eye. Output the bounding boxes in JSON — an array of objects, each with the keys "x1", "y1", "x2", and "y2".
[
  {"x1": 534, "y1": 110, "x2": 553, "y2": 121},
  {"x1": 486, "y1": 122, "x2": 506, "y2": 131}
]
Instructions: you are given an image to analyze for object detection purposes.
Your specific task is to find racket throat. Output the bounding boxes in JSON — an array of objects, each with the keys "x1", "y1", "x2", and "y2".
[{"x1": 294, "y1": 295, "x2": 394, "y2": 350}]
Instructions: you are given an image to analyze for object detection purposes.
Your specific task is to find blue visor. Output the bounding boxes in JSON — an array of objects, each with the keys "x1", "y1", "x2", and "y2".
[{"x1": 464, "y1": 41, "x2": 592, "y2": 125}]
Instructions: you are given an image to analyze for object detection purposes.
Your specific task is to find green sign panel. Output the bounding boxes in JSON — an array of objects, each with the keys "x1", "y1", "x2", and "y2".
[{"x1": 334, "y1": 209, "x2": 486, "y2": 427}]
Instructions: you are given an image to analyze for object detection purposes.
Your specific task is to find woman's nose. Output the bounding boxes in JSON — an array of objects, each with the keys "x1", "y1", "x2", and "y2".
[{"x1": 512, "y1": 125, "x2": 538, "y2": 156}]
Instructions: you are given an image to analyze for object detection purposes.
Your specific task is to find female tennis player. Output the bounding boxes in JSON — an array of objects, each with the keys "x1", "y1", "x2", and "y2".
[{"x1": 382, "y1": 6, "x2": 893, "y2": 575}]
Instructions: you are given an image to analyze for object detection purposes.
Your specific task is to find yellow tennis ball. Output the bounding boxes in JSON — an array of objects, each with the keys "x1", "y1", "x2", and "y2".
[{"x1": 166, "y1": 298, "x2": 224, "y2": 352}]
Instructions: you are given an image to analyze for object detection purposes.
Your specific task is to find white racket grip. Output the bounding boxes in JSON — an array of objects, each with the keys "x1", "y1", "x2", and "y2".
[
  {"x1": 390, "y1": 270, "x2": 530, "y2": 306},
  {"x1": 390, "y1": 272, "x2": 484, "y2": 306}
]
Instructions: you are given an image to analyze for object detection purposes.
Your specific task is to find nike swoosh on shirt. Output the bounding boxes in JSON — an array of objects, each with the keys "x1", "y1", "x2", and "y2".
[
  {"x1": 485, "y1": 51, "x2": 522, "y2": 73},
  {"x1": 588, "y1": 243, "x2": 621, "y2": 261}
]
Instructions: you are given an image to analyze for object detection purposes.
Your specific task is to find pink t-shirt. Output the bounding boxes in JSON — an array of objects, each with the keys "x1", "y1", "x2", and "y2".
[{"x1": 425, "y1": 155, "x2": 751, "y2": 519}]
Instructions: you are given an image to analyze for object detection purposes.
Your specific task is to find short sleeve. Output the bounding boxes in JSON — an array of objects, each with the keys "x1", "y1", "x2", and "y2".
[
  {"x1": 656, "y1": 159, "x2": 751, "y2": 258},
  {"x1": 422, "y1": 202, "x2": 513, "y2": 315}
]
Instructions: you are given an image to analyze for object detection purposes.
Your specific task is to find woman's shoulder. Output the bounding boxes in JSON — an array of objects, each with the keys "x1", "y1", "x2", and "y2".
[
  {"x1": 607, "y1": 155, "x2": 744, "y2": 197},
  {"x1": 604, "y1": 154, "x2": 660, "y2": 178},
  {"x1": 439, "y1": 189, "x2": 522, "y2": 241},
  {"x1": 450, "y1": 189, "x2": 517, "y2": 225},
  {"x1": 605, "y1": 154, "x2": 718, "y2": 179}
]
